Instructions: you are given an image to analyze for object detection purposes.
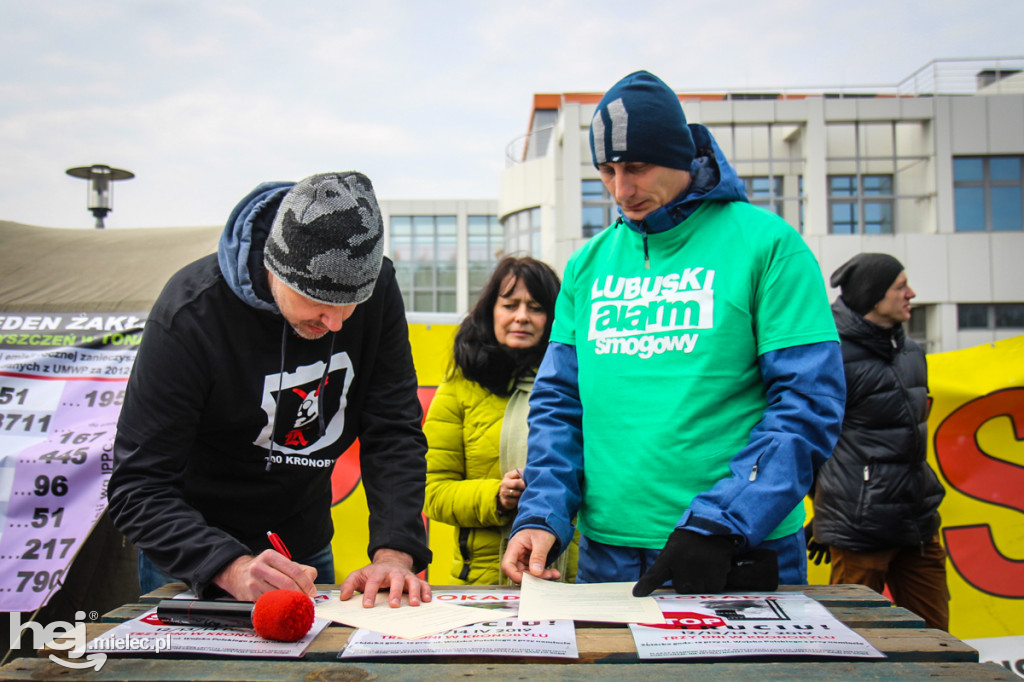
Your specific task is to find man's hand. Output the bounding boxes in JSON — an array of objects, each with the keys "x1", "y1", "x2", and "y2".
[
  {"x1": 213, "y1": 550, "x2": 318, "y2": 601},
  {"x1": 500, "y1": 528, "x2": 561, "y2": 584},
  {"x1": 632, "y1": 529, "x2": 740, "y2": 596},
  {"x1": 338, "y1": 548, "x2": 432, "y2": 608}
]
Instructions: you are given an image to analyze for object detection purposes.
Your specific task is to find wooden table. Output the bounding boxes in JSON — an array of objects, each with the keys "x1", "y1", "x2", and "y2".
[{"x1": 1, "y1": 583, "x2": 1015, "y2": 681}]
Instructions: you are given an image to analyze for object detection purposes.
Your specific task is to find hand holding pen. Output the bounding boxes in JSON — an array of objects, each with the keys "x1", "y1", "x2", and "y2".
[
  {"x1": 267, "y1": 531, "x2": 292, "y2": 559},
  {"x1": 210, "y1": 530, "x2": 317, "y2": 602}
]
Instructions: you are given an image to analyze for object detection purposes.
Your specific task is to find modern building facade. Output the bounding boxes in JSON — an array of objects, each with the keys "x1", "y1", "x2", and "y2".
[
  {"x1": 380, "y1": 198, "x2": 499, "y2": 318},
  {"x1": 496, "y1": 58, "x2": 1024, "y2": 354}
]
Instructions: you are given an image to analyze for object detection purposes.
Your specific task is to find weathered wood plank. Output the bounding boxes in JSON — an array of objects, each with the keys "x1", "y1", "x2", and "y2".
[
  {"x1": 779, "y1": 584, "x2": 895, "y2": 608},
  {"x1": 105, "y1": 601, "x2": 923, "y2": 630},
  {"x1": 827, "y1": 605, "x2": 925, "y2": 628},
  {"x1": 138, "y1": 583, "x2": 189, "y2": 602},
  {"x1": 56, "y1": 623, "x2": 976, "y2": 665},
  {"x1": 0, "y1": 657, "x2": 1016, "y2": 681},
  {"x1": 101, "y1": 604, "x2": 150, "y2": 622},
  {"x1": 138, "y1": 582, "x2": 894, "y2": 608}
]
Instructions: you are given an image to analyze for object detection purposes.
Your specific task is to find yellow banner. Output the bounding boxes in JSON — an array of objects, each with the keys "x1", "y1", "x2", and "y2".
[
  {"x1": 924, "y1": 335, "x2": 1024, "y2": 639},
  {"x1": 328, "y1": 322, "x2": 459, "y2": 585},
  {"x1": 333, "y1": 326, "x2": 1024, "y2": 640}
]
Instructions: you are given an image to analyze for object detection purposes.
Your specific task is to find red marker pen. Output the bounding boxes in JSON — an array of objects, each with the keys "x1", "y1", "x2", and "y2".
[{"x1": 267, "y1": 531, "x2": 292, "y2": 560}]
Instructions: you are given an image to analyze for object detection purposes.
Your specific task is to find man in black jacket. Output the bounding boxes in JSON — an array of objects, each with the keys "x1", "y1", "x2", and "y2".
[
  {"x1": 109, "y1": 172, "x2": 432, "y2": 607},
  {"x1": 809, "y1": 253, "x2": 948, "y2": 630}
]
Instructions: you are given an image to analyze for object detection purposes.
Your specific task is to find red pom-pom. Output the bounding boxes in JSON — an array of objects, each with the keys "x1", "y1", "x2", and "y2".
[{"x1": 252, "y1": 589, "x2": 315, "y2": 642}]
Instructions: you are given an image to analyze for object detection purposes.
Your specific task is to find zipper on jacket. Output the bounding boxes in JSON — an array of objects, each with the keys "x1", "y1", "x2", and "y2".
[
  {"x1": 642, "y1": 228, "x2": 651, "y2": 269},
  {"x1": 863, "y1": 465, "x2": 871, "y2": 482},
  {"x1": 457, "y1": 527, "x2": 472, "y2": 581},
  {"x1": 748, "y1": 445, "x2": 773, "y2": 481}
]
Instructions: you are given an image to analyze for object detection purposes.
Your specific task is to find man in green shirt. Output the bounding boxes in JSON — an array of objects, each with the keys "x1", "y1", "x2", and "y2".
[{"x1": 501, "y1": 70, "x2": 846, "y2": 594}]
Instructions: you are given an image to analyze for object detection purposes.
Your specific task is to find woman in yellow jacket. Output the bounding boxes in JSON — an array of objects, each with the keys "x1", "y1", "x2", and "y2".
[{"x1": 424, "y1": 256, "x2": 575, "y2": 584}]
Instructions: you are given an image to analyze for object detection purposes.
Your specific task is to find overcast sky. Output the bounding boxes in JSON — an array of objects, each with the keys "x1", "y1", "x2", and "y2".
[{"x1": 2, "y1": 0, "x2": 1022, "y2": 229}]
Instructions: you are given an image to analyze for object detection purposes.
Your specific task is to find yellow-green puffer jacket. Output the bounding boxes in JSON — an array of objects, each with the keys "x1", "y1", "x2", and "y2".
[{"x1": 424, "y1": 371, "x2": 509, "y2": 584}]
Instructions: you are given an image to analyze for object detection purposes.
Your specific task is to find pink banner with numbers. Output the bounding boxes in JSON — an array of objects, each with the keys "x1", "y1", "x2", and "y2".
[{"x1": 0, "y1": 312, "x2": 144, "y2": 612}]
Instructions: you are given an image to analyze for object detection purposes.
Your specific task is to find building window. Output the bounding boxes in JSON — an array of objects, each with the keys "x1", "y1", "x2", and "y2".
[
  {"x1": 825, "y1": 120, "x2": 929, "y2": 235},
  {"x1": 524, "y1": 109, "x2": 558, "y2": 162},
  {"x1": 799, "y1": 176, "x2": 804, "y2": 231},
  {"x1": 828, "y1": 174, "x2": 894, "y2": 234},
  {"x1": 957, "y1": 303, "x2": 1024, "y2": 330},
  {"x1": 389, "y1": 214, "x2": 457, "y2": 313},
  {"x1": 707, "y1": 123, "x2": 805, "y2": 231},
  {"x1": 954, "y1": 156, "x2": 1024, "y2": 232},
  {"x1": 906, "y1": 303, "x2": 931, "y2": 352},
  {"x1": 467, "y1": 215, "x2": 503, "y2": 304},
  {"x1": 502, "y1": 207, "x2": 541, "y2": 257},
  {"x1": 582, "y1": 179, "x2": 615, "y2": 238},
  {"x1": 741, "y1": 176, "x2": 785, "y2": 217}
]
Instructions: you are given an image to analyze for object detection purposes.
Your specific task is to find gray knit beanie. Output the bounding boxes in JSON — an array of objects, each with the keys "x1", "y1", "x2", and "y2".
[
  {"x1": 830, "y1": 253, "x2": 905, "y2": 315},
  {"x1": 264, "y1": 171, "x2": 384, "y2": 306}
]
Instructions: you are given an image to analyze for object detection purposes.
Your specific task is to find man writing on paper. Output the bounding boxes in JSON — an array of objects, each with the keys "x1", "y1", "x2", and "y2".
[
  {"x1": 109, "y1": 172, "x2": 431, "y2": 607},
  {"x1": 501, "y1": 71, "x2": 846, "y2": 594}
]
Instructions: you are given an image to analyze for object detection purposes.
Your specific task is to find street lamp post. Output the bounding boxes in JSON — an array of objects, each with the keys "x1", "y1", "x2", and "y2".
[{"x1": 65, "y1": 164, "x2": 135, "y2": 228}]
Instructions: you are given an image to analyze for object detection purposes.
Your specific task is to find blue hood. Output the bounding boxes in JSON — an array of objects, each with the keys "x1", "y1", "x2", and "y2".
[
  {"x1": 217, "y1": 181, "x2": 294, "y2": 313},
  {"x1": 619, "y1": 123, "x2": 748, "y2": 234}
]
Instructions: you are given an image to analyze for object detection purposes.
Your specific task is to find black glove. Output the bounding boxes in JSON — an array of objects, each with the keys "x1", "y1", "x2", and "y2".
[
  {"x1": 804, "y1": 522, "x2": 831, "y2": 565},
  {"x1": 632, "y1": 529, "x2": 740, "y2": 597},
  {"x1": 726, "y1": 549, "x2": 779, "y2": 591}
]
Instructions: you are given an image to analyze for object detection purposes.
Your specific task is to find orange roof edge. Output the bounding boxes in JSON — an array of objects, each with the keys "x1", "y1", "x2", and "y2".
[
  {"x1": 533, "y1": 94, "x2": 563, "y2": 109},
  {"x1": 542, "y1": 92, "x2": 734, "y2": 108},
  {"x1": 530, "y1": 89, "x2": 904, "y2": 121}
]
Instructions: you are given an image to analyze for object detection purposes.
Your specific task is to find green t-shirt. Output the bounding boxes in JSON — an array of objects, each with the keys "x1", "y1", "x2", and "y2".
[{"x1": 551, "y1": 201, "x2": 837, "y2": 548}]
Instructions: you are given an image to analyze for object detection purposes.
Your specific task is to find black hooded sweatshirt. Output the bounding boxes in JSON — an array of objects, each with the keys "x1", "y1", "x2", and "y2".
[{"x1": 108, "y1": 183, "x2": 430, "y2": 597}]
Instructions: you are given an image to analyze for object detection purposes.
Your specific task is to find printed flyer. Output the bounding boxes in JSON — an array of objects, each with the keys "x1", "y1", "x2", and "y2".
[
  {"x1": 340, "y1": 588, "x2": 577, "y2": 659},
  {"x1": 86, "y1": 608, "x2": 330, "y2": 658},
  {"x1": 629, "y1": 592, "x2": 885, "y2": 660}
]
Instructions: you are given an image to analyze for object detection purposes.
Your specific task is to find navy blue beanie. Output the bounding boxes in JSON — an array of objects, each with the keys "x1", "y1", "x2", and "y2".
[{"x1": 589, "y1": 70, "x2": 695, "y2": 171}]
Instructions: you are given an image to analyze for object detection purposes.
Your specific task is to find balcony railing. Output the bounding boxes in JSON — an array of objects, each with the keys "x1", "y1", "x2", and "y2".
[{"x1": 505, "y1": 125, "x2": 556, "y2": 167}]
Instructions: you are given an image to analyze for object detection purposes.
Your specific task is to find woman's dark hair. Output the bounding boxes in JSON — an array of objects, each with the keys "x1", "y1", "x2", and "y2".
[{"x1": 452, "y1": 256, "x2": 561, "y2": 396}]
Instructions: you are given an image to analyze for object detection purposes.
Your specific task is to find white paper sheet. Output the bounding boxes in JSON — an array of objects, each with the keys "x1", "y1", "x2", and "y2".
[
  {"x1": 517, "y1": 573, "x2": 663, "y2": 623},
  {"x1": 314, "y1": 592, "x2": 498, "y2": 640}
]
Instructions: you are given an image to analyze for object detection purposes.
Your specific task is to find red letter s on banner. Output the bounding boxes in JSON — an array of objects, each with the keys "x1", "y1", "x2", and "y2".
[{"x1": 934, "y1": 388, "x2": 1024, "y2": 598}]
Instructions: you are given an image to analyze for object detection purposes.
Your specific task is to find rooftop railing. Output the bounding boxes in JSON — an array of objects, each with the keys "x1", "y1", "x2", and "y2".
[
  {"x1": 506, "y1": 58, "x2": 1024, "y2": 165},
  {"x1": 701, "y1": 58, "x2": 1024, "y2": 99},
  {"x1": 897, "y1": 57, "x2": 1024, "y2": 95}
]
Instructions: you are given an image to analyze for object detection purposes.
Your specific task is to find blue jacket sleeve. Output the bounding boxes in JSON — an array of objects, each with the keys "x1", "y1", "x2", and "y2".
[
  {"x1": 509, "y1": 341, "x2": 582, "y2": 555},
  {"x1": 679, "y1": 340, "x2": 846, "y2": 548}
]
